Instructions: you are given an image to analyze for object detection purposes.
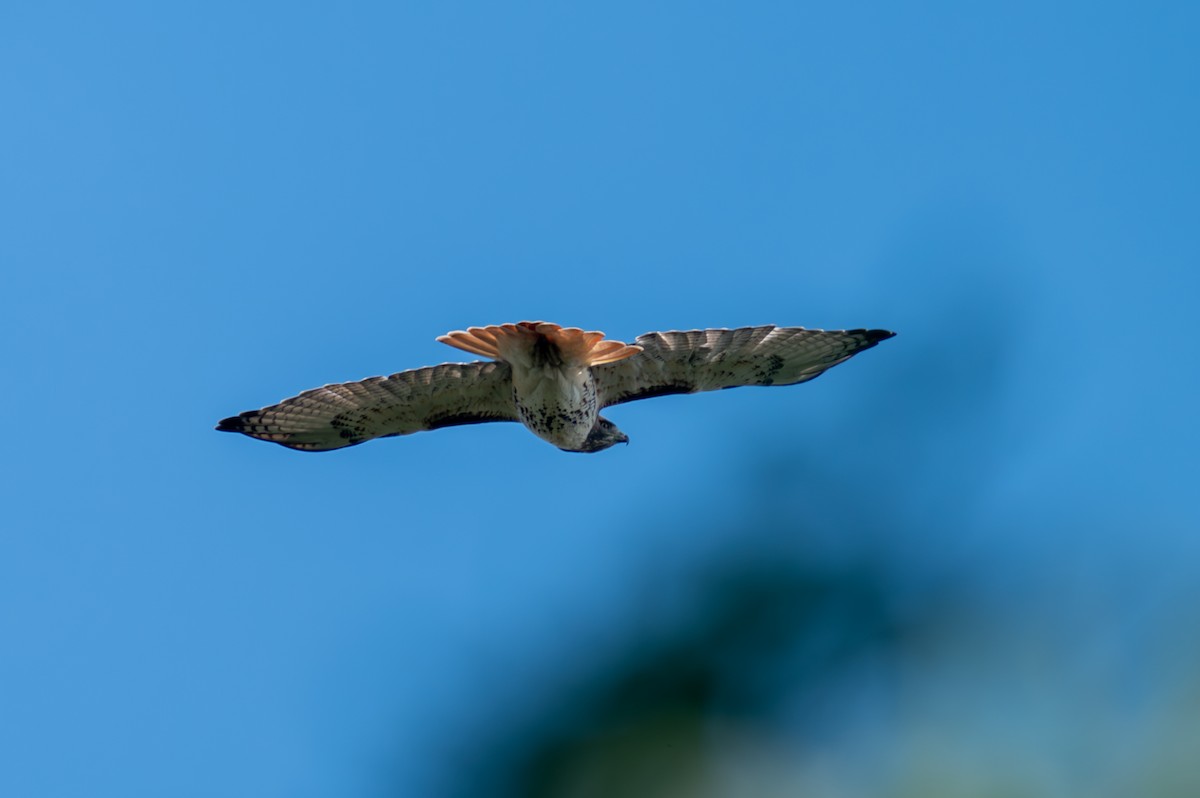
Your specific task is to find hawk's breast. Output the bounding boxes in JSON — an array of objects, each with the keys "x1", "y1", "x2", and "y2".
[{"x1": 510, "y1": 364, "x2": 599, "y2": 451}]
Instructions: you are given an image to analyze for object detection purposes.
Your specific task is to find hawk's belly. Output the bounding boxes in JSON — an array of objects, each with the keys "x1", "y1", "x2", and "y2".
[{"x1": 511, "y1": 366, "x2": 598, "y2": 450}]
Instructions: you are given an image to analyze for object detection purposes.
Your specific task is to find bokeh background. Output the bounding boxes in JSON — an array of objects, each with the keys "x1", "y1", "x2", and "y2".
[{"x1": 2, "y1": 2, "x2": 1197, "y2": 796}]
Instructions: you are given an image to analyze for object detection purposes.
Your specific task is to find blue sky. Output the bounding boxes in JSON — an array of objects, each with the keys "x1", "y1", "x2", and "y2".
[{"x1": 2, "y1": 2, "x2": 1197, "y2": 796}]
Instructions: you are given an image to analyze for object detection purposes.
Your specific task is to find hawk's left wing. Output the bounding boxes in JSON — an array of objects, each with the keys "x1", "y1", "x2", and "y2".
[
  {"x1": 217, "y1": 361, "x2": 517, "y2": 451},
  {"x1": 593, "y1": 326, "x2": 894, "y2": 408}
]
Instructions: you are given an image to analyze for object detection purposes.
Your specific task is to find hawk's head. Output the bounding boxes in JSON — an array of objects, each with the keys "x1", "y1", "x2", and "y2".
[{"x1": 566, "y1": 416, "x2": 629, "y2": 453}]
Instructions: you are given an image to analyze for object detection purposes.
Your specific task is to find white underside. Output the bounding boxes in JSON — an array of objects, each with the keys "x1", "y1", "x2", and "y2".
[{"x1": 510, "y1": 365, "x2": 598, "y2": 449}]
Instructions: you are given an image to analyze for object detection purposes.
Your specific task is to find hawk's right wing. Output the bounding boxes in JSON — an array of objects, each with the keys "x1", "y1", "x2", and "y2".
[
  {"x1": 217, "y1": 361, "x2": 517, "y2": 451},
  {"x1": 593, "y1": 326, "x2": 894, "y2": 408}
]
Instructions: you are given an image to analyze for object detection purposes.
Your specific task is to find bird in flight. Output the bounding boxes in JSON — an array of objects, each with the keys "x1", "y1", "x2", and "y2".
[{"x1": 217, "y1": 321, "x2": 894, "y2": 453}]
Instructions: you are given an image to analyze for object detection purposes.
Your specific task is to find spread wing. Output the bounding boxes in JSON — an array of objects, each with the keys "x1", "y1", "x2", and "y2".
[
  {"x1": 216, "y1": 361, "x2": 517, "y2": 451},
  {"x1": 593, "y1": 326, "x2": 895, "y2": 408}
]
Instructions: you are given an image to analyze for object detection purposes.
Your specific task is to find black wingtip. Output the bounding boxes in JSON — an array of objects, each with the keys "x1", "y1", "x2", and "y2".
[
  {"x1": 851, "y1": 328, "x2": 896, "y2": 345},
  {"x1": 216, "y1": 415, "x2": 246, "y2": 433}
]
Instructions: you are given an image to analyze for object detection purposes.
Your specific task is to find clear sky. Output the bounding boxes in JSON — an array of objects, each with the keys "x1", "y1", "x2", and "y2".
[{"x1": 2, "y1": 2, "x2": 1197, "y2": 796}]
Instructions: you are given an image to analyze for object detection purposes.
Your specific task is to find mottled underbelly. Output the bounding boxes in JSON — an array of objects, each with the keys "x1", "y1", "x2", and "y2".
[{"x1": 513, "y1": 370, "x2": 599, "y2": 450}]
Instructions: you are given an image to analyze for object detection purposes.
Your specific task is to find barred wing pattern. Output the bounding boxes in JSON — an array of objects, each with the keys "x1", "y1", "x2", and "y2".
[
  {"x1": 216, "y1": 361, "x2": 517, "y2": 451},
  {"x1": 594, "y1": 326, "x2": 895, "y2": 408}
]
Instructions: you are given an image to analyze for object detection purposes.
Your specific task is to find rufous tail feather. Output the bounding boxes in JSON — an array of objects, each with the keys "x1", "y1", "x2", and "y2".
[{"x1": 437, "y1": 321, "x2": 642, "y2": 365}]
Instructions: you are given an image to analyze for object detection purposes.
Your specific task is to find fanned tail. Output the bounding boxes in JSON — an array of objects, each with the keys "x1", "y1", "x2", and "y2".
[{"x1": 437, "y1": 321, "x2": 642, "y2": 366}]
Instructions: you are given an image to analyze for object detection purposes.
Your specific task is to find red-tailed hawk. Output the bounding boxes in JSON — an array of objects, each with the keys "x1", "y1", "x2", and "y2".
[{"x1": 217, "y1": 322, "x2": 894, "y2": 453}]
